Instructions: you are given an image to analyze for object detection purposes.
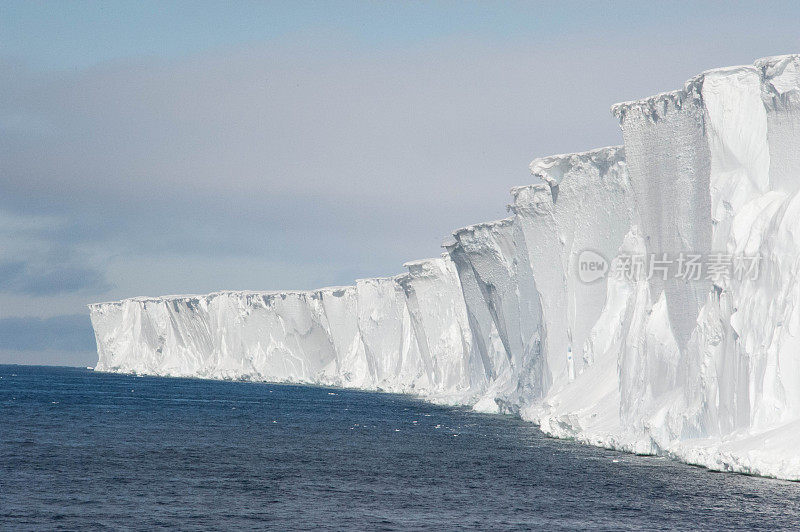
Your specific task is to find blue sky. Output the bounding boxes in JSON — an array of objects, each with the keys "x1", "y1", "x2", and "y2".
[{"x1": 2, "y1": 0, "x2": 800, "y2": 366}]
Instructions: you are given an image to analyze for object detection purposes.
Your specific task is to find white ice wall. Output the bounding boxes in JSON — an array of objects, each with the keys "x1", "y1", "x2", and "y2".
[
  {"x1": 451, "y1": 219, "x2": 547, "y2": 412},
  {"x1": 92, "y1": 261, "x2": 487, "y2": 404},
  {"x1": 758, "y1": 55, "x2": 800, "y2": 195},
  {"x1": 92, "y1": 55, "x2": 800, "y2": 480},
  {"x1": 512, "y1": 146, "x2": 632, "y2": 387},
  {"x1": 398, "y1": 256, "x2": 485, "y2": 402}
]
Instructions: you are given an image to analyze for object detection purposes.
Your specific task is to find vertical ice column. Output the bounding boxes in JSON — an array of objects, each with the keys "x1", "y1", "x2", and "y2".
[
  {"x1": 721, "y1": 55, "x2": 800, "y2": 429},
  {"x1": 511, "y1": 146, "x2": 633, "y2": 387},
  {"x1": 702, "y1": 67, "x2": 770, "y2": 251},
  {"x1": 90, "y1": 300, "x2": 140, "y2": 373},
  {"x1": 757, "y1": 55, "x2": 800, "y2": 194},
  {"x1": 612, "y1": 88, "x2": 711, "y2": 354},
  {"x1": 354, "y1": 276, "x2": 428, "y2": 393},
  {"x1": 397, "y1": 255, "x2": 485, "y2": 402},
  {"x1": 260, "y1": 291, "x2": 339, "y2": 382},
  {"x1": 444, "y1": 239, "x2": 509, "y2": 384},
  {"x1": 452, "y1": 218, "x2": 548, "y2": 411},
  {"x1": 611, "y1": 64, "x2": 774, "y2": 439},
  {"x1": 611, "y1": 85, "x2": 713, "y2": 441},
  {"x1": 683, "y1": 62, "x2": 797, "y2": 435},
  {"x1": 754, "y1": 55, "x2": 800, "y2": 427},
  {"x1": 218, "y1": 292, "x2": 299, "y2": 382},
  {"x1": 316, "y1": 286, "x2": 372, "y2": 388},
  {"x1": 90, "y1": 301, "x2": 126, "y2": 372},
  {"x1": 696, "y1": 66, "x2": 769, "y2": 433},
  {"x1": 205, "y1": 292, "x2": 273, "y2": 379}
]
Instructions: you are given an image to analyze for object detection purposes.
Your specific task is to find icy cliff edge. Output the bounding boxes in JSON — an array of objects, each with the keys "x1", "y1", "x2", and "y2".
[{"x1": 92, "y1": 55, "x2": 800, "y2": 480}]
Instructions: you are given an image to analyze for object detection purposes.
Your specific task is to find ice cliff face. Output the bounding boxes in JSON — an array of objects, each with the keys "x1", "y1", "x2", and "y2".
[
  {"x1": 91, "y1": 55, "x2": 800, "y2": 480},
  {"x1": 91, "y1": 257, "x2": 486, "y2": 404}
]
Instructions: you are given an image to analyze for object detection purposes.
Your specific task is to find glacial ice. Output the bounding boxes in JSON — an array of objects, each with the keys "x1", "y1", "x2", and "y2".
[{"x1": 91, "y1": 55, "x2": 800, "y2": 480}]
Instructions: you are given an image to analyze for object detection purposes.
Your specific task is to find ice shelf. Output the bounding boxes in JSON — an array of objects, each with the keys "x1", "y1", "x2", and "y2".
[{"x1": 91, "y1": 55, "x2": 800, "y2": 480}]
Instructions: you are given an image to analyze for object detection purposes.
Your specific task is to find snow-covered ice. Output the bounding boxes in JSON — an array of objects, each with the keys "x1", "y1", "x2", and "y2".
[{"x1": 91, "y1": 55, "x2": 800, "y2": 480}]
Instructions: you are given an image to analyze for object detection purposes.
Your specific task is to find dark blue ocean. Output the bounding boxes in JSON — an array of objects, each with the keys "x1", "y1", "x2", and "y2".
[{"x1": 2, "y1": 365, "x2": 800, "y2": 530}]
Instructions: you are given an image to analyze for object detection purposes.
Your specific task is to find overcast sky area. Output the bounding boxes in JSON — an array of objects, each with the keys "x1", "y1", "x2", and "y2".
[{"x1": 2, "y1": 1, "x2": 800, "y2": 366}]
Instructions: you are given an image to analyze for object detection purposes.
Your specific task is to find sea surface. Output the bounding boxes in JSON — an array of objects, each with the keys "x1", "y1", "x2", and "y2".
[{"x1": 2, "y1": 365, "x2": 800, "y2": 530}]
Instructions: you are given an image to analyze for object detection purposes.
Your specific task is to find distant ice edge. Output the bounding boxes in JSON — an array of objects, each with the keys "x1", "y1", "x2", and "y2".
[{"x1": 90, "y1": 55, "x2": 800, "y2": 481}]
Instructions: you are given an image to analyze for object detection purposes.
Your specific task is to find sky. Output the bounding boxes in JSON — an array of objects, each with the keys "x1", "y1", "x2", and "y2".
[{"x1": 2, "y1": 0, "x2": 800, "y2": 366}]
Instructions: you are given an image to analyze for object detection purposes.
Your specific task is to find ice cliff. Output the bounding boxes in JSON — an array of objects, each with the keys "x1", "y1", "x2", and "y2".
[{"x1": 91, "y1": 55, "x2": 800, "y2": 480}]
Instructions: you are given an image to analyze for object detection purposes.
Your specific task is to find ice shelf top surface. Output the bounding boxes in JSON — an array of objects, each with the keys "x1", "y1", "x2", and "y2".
[
  {"x1": 611, "y1": 55, "x2": 800, "y2": 121},
  {"x1": 89, "y1": 284, "x2": 370, "y2": 308}
]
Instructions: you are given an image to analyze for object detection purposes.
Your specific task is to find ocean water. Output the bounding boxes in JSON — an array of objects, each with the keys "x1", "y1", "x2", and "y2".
[{"x1": 2, "y1": 365, "x2": 800, "y2": 530}]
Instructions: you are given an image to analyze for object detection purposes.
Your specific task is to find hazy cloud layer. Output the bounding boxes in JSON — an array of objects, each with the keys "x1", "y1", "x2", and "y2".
[
  {"x1": 4, "y1": 38, "x2": 788, "y2": 294},
  {"x1": 0, "y1": 211, "x2": 113, "y2": 298},
  {"x1": 0, "y1": 314, "x2": 95, "y2": 352},
  {"x1": 0, "y1": 261, "x2": 111, "y2": 296},
  {"x1": 2, "y1": 5, "x2": 800, "y2": 364}
]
